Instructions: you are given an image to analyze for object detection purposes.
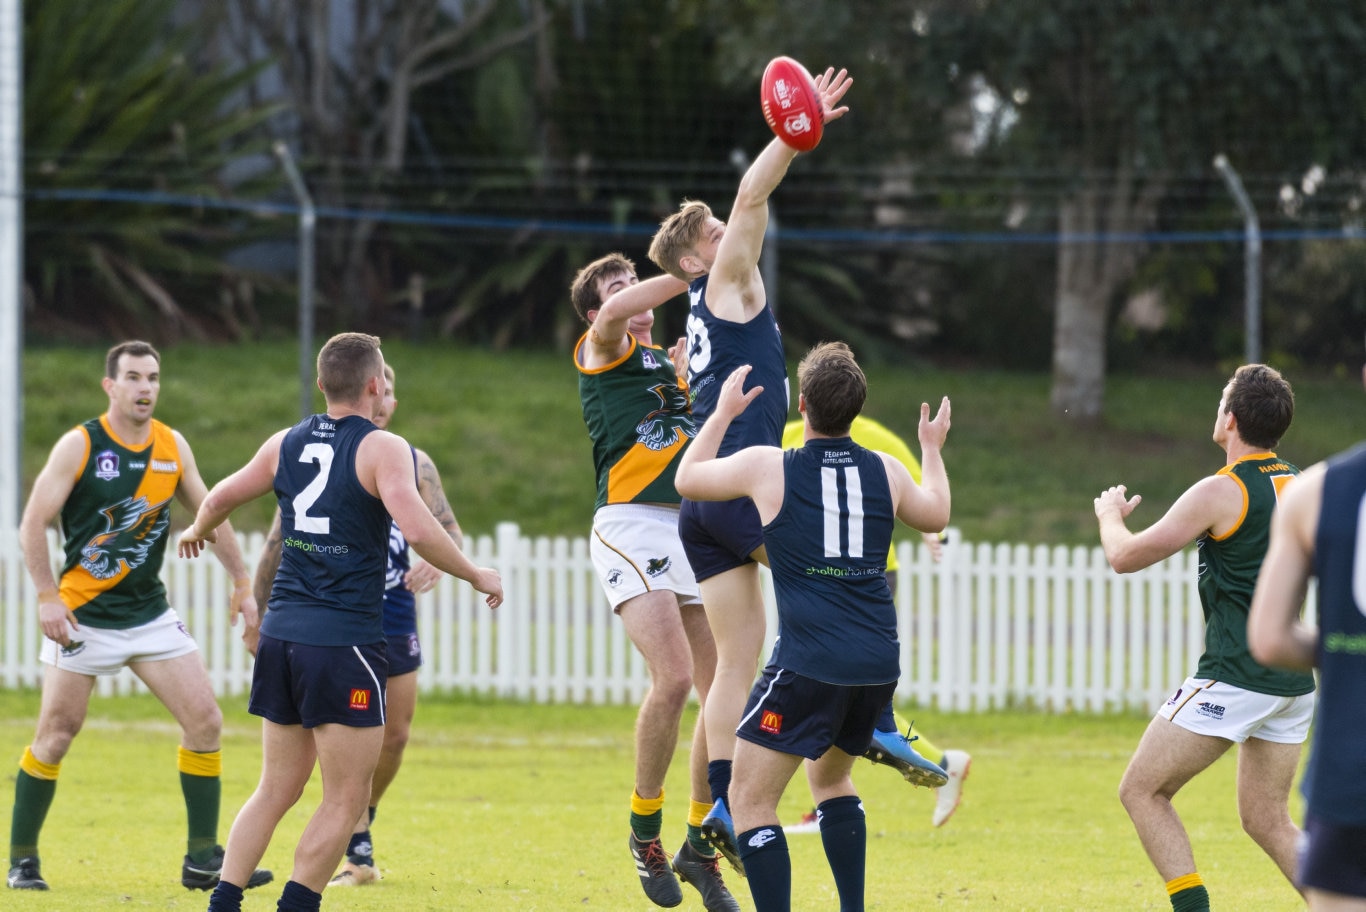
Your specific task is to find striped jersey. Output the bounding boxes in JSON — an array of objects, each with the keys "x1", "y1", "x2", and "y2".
[
  {"x1": 784, "y1": 415, "x2": 922, "y2": 573},
  {"x1": 381, "y1": 520, "x2": 416, "y2": 637},
  {"x1": 763, "y1": 438, "x2": 900, "y2": 685},
  {"x1": 1305, "y1": 442, "x2": 1366, "y2": 825},
  {"x1": 682, "y1": 275, "x2": 789, "y2": 455},
  {"x1": 1195, "y1": 452, "x2": 1314, "y2": 696},
  {"x1": 576, "y1": 332, "x2": 695, "y2": 511},
  {"x1": 264, "y1": 414, "x2": 392, "y2": 646},
  {"x1": 56, "y1": 416, "x2": 181, "y2": 629}
]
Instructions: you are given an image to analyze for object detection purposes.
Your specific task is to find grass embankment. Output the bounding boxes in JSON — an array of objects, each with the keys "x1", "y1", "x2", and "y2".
[{"x1": 22, "y1": 341, "x2": 1363, "y2": 544}]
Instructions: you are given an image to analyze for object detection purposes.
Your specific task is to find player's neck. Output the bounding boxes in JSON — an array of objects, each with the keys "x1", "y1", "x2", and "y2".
[
  {"x1": 103, "y1": 411, "x2": 152, "y2": 447},
  {"x1": 1224, "y1": 438, "x2": 1273, "y2": 464},
  {"x1": 324, "y1": 395, "x2": 377, "y2": 422}
]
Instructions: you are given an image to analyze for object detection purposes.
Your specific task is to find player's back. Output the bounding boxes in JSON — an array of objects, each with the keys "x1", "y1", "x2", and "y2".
[
  {"x1": 764, "y1": 438, "x2": 899, "y2": 685},
  {"x1": 266, "y1": 413, "x2": 391, "y2": 646}
]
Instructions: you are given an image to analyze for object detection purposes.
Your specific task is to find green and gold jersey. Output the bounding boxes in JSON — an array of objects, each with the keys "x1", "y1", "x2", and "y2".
[
  {"x1": 575, "y1": 333, "x2": 695, "y2": 512},
  {"x1": 1195, "y1": 452, "x2": 1314, "y2": 696},
  {"x1": 57, "y1": 415, "x2": 182, "y2": 629}
]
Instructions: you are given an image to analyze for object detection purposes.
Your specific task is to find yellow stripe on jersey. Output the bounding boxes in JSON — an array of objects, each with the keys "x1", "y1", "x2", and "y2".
[{"x1": 606, "y1": 435, "x2": 688, "y2": 505}]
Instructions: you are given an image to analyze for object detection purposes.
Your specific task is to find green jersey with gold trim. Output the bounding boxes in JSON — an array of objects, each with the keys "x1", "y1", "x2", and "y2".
[
  {"x1": 1195, "y1": 452, "x2": 1314, "y2": 696},
  {"x1": 575, "y1": 333, "x2": 695, "y2": 512},
  {"x1": 57, "y1": 415, "x2": 182, "y2": 629}
]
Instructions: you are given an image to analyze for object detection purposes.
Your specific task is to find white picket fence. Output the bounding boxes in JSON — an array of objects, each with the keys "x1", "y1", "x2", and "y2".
[{"x1": 0, "y1": 524, "x2": 1312, "y2": 713}]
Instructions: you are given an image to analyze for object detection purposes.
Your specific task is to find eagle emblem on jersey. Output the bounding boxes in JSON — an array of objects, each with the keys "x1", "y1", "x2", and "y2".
[
  {"x1": 80, "y1": 495, "x2": 172, "y2": 580},
  {"x1": 636, "y1": 383, "x2": 696, "y2": 451}
]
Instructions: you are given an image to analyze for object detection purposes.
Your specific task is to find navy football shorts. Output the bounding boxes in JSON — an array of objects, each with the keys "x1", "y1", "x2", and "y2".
[
  {"x1": 385, "y1": 631, "x2": 423, "y2": 677},
  {"x1": 1299, "y1": 812, "x2": 1366, "y2": 899},
  {"x1": 736, "y1": 665, "x2": 897, "y2": 761},
  {"x1": 249, "y1": 634, "x2": 388, "y2": 729},
  {"x1": 679, "y1": 496, "x2": 765, "y2": 582}
]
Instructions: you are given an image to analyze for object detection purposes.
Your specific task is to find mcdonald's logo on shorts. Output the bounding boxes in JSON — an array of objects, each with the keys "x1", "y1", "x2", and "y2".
[
  {"x1": 760, "y1": 710, "x2": 783, "y2": 734},
  {"x1": 349, "y1": 688, "x2": 371, "y2": 711}
]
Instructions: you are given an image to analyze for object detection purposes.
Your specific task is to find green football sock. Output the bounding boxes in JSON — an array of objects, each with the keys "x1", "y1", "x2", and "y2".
[
  {"x1": 10, "y1": 768, "x2": 57, "y2": 862},
  {"x1": 179, "y1": 747, "x2": 222, "y2": 863},
  {"x1": 630, "y1": 789, "x2": 665, "y2": 841}
]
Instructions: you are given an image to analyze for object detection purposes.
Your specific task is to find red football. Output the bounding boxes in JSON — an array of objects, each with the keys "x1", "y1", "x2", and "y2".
[{"x1": 761, "y1": 56, "x2": 824, "y2": 152}]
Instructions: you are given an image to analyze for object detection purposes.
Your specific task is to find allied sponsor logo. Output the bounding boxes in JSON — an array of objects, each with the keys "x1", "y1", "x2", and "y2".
[
  {"x1": 646, "y1": 557, "x2": 671, "y2": 577},
  {"x1": 283, "y1": 536, "x2": 350, "y2": 556},
  {"x1": 349, "y1": 688, "x2": 371, "y2": 711},
  {"x1": 95, "y1": 450, "x2": 120, "y2": 481},
  {"x1": 760, "y1": 710, "x2": 783, "y2": 734},
  {"x1": 150, "y1": 459, "x2": 178, "y2": 473},
  {"x1": 1165, "y1": 687, "x2": 1183, "y2": 706},
  {"x1": 606, "y1": 569, "x2": 624, "y2": 588},
  {"x1": 1196, "y1": 701, "x2": 1225, "y2": 720},
  {"x1": 747, "y1": 828, "x2": 778, "y2": 848}
]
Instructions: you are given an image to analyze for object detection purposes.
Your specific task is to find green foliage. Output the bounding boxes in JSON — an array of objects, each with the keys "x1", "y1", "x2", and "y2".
[
  {"x1": 0, "y1": 690, "x2": 1306, "y2": 910},
  {"x1": 24, "y1": 0, "x2": 277, "y2": 343}
]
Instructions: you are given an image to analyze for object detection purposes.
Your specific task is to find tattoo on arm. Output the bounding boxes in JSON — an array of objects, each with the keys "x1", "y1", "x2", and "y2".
[
  {"x1": 253, "y1": 512, "x2": 284, "y2": 606},
  {"x1": 417, "y1": 452, "x2": 464, "y2": 549}
]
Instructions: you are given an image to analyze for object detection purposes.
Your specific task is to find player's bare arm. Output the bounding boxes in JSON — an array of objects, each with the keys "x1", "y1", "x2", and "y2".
[
  {"x1": 885, "y1": 397, "x2": 952, "y2": 534},
  {"x1": 709, "y1": 67, "x2": 852, "y2": 322},
  {"x1": 675, "y1": 364, "x2": 785, "y2": 516},
  {"x1": 404, "y1": 446, "x2": 465, "y2": 594},
  {"x1": 178, "y1": 431, "x2": 284, "y2": 558},
  {"x1": 365, "y1": 431, "x2": 503, "y2": 608},
  {"x1": 19, "y1": 428, "x2": 86, "y2": 645},
  {"x1": 583, "y1": 274, "x2": 689, "y2": 367},
  {"x1": 1095, "y1": 473, "x2": 1241, "y2": 574},
  {"x1": 172, "y1": 429, "x2": 258, "y2": 631},
  {"x1": 252, "y1": 509, "x2": 285, "y2": 607},
  {"x1": 1248, "y1": 466, "x2": 1323, "y2": 670}
]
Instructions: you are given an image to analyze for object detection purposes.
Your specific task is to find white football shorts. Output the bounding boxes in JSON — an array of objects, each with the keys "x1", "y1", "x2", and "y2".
[
  {"x1": 1159, "y1": 676, "x2": 1314, "y2": 744},
  {"x1": 40, "y1": 607, "x2": 199, "y2": 676},
  {"x1": 590, "y1": 503, "x2": 701, "y2": 612}
]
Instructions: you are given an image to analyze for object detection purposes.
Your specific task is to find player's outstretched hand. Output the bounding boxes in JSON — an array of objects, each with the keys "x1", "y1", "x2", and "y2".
[
  {"x1": 814, "y1": 67, "x2": 852, "y2": 124},
  {"x1": 1094, "y1": 484, "x2": 1141, "y2": 520},
  {"x1": 177, "y1": 524, "x2": 218, "y2": 559},
  {"x1": 716, "y1": 364, "x2": 764, "y2": 421},
  {"x1": 918, "y1": 396, "x2": 951, "y2": 451},
  {"x1": 473, "y1": 568, "x2": 504, "y2": 610}
]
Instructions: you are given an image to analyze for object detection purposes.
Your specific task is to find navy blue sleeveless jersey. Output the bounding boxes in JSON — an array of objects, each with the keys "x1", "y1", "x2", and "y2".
[
  {"x1": 683, "y1": 274, "x2": 789, "y2": 455},
  {"x1": 1306, "y1": 442, "x2": 1366, "y2": 825},
  {"x1": 763, "y1": 437, "x2": 900, "y2": 685},
  {"x1": 264, "y1": 414, "x2": 392, "y2": 646}
]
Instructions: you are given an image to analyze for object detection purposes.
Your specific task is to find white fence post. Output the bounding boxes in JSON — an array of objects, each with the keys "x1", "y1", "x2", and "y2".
[{"x1": 0, "y1": 525, "x2": 1314, "y2": 713}]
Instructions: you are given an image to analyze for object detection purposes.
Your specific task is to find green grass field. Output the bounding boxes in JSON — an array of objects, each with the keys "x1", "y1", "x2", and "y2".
[{"x1": 1, "y1": 691, "x2": 1306, "y2": 911}]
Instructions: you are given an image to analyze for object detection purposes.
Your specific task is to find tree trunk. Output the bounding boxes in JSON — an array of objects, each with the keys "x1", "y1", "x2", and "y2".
[
  {"x1": 1050, "y1": 195, "x2": 1108, "y2": 422},
  {"x1": 1049, "y1": 169, "x2": 1164, "y2": 423}
]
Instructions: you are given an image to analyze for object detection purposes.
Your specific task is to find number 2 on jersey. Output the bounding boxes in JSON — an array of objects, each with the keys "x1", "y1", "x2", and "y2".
[{"x1": 292, "y1": 443, "x2": 334, "y2": 534}]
